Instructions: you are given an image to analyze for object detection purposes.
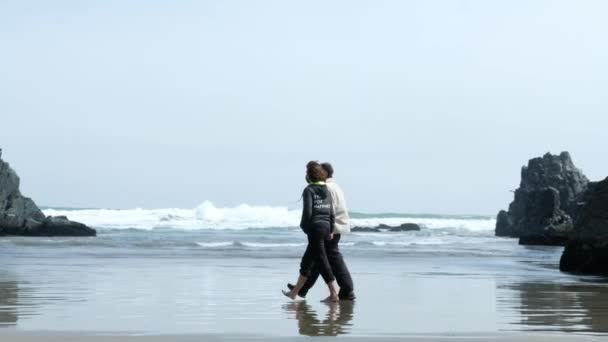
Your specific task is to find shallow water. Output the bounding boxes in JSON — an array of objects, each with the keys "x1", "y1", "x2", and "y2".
[
  {"x1": 1, "y1": 209, "x2": 607, "y2": 336},
  {"x1": 2, "y1": 230, "x2": 608, "y2": 336}
]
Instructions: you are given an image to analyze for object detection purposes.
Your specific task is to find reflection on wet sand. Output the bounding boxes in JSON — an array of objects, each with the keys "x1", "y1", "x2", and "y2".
[
  {"x1": 283, "y1": 301, "x2": 354, "y2": 336},
  {"x1": 0, "y1": 281, "x2": 18, "y2": 327},
  {"x1": 499, "y1": 282, "x2": 608, "y2": 333}
]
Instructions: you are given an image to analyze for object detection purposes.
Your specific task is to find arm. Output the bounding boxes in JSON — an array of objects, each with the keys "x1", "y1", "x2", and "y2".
[
  {"x1": 330, "y1": 193, "x2": 336, "y2": 234},
  {"x1": 300, "y1": 188, "x2": 312, "y2": 233}
]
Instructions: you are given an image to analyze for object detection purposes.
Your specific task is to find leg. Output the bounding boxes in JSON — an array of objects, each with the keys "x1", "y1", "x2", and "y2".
[
  {"x1": 288, "y1": 265, "x2": 321, "y2": 298},
  {"x1": 309, "y1": 225, "x2": 339, "y2": 302},
  {"x1": 284, "y1": 274, "x2": 308, "y2": 300},
  {"x1": 326, "y1": 234, "x2": 355, "y2": 300},
  {"x1": 284, "y1": 236, "x2": 315, "y2": 300}
]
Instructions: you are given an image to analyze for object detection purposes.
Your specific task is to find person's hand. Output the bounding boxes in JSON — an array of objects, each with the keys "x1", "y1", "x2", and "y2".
[{"x1": 329, "y1": 233, "x2": 334, "y2": 240}]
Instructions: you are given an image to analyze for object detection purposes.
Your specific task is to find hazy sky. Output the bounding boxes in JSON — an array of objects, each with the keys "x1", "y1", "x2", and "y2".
[{"x1": 1, "y1": 0, "x2": 607, "y2": 214}]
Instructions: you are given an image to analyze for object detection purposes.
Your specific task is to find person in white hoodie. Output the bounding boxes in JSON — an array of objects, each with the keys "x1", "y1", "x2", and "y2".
[{"x1": 287, "y1": 162, "x2": 355, "y2": 300}]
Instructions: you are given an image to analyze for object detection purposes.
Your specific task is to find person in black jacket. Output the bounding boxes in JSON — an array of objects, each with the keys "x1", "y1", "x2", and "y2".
[
  {"x1": 287, "y1": 162, "x2": 355, "y2": 301},
  {"x1": 283, "y1": 161, "x2": 339, "y2": 302}
]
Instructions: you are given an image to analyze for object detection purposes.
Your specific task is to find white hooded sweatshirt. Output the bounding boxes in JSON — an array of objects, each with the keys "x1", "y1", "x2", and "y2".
[{"x1": 326, "y1": 178, "x2": 351, "y2": 234}]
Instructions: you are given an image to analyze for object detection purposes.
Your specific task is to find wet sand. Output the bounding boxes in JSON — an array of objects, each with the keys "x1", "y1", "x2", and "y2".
[
  {"x1": 0, "y1": 332, "x2": 605, "y2": 342},
  {"x1": 2, "y1": 246, "x2": 608, "y2": 338}
]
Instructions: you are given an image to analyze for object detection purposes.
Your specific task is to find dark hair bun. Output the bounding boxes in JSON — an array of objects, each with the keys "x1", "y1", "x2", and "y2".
[{"x1": 306, "y1": 161, "x2": 328, "y2": 183}]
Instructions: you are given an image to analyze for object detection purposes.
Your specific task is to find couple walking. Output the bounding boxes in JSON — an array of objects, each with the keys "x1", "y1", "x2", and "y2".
[{"x1": 283, "y1": 161, "x2": 355, "y2": 303}]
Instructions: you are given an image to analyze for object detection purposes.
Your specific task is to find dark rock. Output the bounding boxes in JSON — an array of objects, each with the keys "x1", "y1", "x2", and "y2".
[
  {"x1": 495, "y1": 152, "x2": 588, "y2": 245},
  {"x1": 519, "y1": 152, "x2": 588, "y2": 219},
  {"x1": 24, "y1": 218, "x2": 43, "y2": 231},
  {"x1": 560, "y1": 177, "x2": 608, "y2": 274},
  {"x1": 0, "y1": 150, "x2": 96, "y2": 237},
  {"x1": 569, "y1": 181, "x2": 599, "y2": 219},
  {"x1": 351, "y1": 227, "x2": 381, "y2": 232},
  {"x1": 33, "y1": 217, "x2": 96, "y2": 237},
  {"x1": 516, "y1": 187, "x2": 574, "y2": 246},
  {"x1": 495, "y1": 210, "x2": 513, "y2": 236},
  {"x1": 2, "y1": 212, "x2": 23, "y2": 230},
  {"x1": 4, "y1": 195, "x2": 46, "y2": 226},
  {"x1": 519, "y1": 233, "x2": 569, "y2": 246},
  {"x1": 352, "y1": 223, "x2": 421, "y2": 233},
  {"x1": 388, "y1": 223, "x2": 421, "y2": 232},
  {"x1": 3, "y1": 217, "x2": 96, "y2": 237}
]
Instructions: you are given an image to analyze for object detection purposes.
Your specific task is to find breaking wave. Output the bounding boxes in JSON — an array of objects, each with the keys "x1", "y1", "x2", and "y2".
[{"x1": 42, "y1": 201, "x2": 495, "y2": 232}]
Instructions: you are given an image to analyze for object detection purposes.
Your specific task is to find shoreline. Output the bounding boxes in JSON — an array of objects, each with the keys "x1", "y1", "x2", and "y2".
[
  {"x1": 0, "y1": 331, "x2": 605, "y2": 342},
  {"x1": 3, "y1": 225, "x2": 608, "y2": 336},
  {"x1": 3, "y1": 251, "x2": 608, "y2": 336}
]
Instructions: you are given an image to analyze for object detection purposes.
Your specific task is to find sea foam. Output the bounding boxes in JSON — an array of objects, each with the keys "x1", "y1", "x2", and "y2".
[{"x1": 42, "y1": 201, "x2": 495, "y2": 231}]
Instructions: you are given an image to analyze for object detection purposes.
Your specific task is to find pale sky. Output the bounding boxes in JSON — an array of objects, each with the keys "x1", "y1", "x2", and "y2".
[{"x1": 1, "y1": 0, "x2": 607, "y2": 214}]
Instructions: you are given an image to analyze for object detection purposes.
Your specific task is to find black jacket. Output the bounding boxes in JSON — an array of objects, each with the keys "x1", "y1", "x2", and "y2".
[{"x1": 300, "y1": 183, "x2": 335, "y2": 234}]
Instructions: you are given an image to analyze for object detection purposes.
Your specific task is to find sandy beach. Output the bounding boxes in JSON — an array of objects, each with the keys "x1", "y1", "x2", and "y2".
[
  {"x1": 0, "y1": 332, "x2": 606, "y2": 342},
  {"x1": 2, "y1": 229, "x2": 608, "y2": 339}
]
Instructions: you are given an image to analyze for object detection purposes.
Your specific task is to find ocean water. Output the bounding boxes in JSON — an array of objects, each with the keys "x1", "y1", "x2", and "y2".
[
  {"x1": 35, "y1": 201, "x2": 498, "y2": 259},
  {"x1": 2, "y1": 202, "x2": 608, "y2": 336}
]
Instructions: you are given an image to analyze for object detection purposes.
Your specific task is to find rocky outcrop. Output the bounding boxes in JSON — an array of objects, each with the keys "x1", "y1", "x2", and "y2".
[
  {"x1": 560, "y1": 177, "x2": 608, "y2": 274},
  {"x1": 0, "y1": 149, "x2": 95, "y2": 237},
  {"x1": 352, "y1": 223, "x2": 421, "y2": 233},
  {"x1": 515, "y1": 187, "x2": 573, "y2": 246},
  {"x1": 495, "y1": 152, "x2": 589, "y2": 245},
  {"x1": 495, "y1": 210, "x2": 513, "y2": 237},
  {"x1": 351, "y1": 227, "x2": 381, "y2": 233},
  {"x1": 2, "y1": 215, "x2": 96, "y2": 237},
  {"x1": 384, "y1": 223, "x2": 421, "y2": 232}
]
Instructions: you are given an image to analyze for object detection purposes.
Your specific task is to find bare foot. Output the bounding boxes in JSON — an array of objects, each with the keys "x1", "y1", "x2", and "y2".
[
  {"x1": 282, "y1": 289, "x2": 297, "y2": 300},
  {"x1": 320, "y1": 295, "x2": 339, "y2": 303}
]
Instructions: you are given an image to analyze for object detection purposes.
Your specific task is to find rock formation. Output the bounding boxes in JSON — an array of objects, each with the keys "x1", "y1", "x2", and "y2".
[
  {"x1": 351, "y1": 227, "x2": 381, "y2": 233},
  {"x1": 515, "y1": 187, "x2": 574, "y2": 246},
  {"x1": 495, "y1": 152, "x2": 589, "y2": 245},
  {"x1": 384, "y1": 223, "x2": 421, "y2": 232},
  {"x1": 0, "y1": 149, "x2": 95, "y2": 237},
  {"x1": 560, "y1": 177, "x2": 608, "y2": 274},
  {"x1": 351, "y1": 223, "x2": 421, "y2": 233}
]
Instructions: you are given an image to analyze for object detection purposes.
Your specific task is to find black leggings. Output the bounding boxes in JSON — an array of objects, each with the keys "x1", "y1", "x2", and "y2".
[
  {"x1": 297, "y1": 233, "x2": 355, "y2": 299},
  {"x1": 299, "y1": 222, "x2": 335, "y2": 283}
]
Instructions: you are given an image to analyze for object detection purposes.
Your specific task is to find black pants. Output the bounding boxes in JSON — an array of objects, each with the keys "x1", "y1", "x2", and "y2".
[
  {"x1": 299, "y1": 223, "x2": 335, "y2": 284},
  {"x1": 300, "y1": 234, "x2": 355, "y2": 300}
]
